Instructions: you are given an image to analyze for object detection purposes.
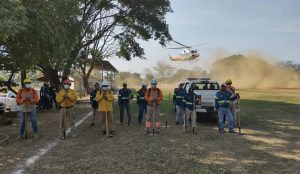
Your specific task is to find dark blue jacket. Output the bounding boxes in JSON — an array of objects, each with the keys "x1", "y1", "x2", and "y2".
[
  {"x1": 137, "y1": 88, "x2": 147, "y2": 104},
  {"x1": 90, "y1": 89, "x2": 99, "y2": 108},
  {"x1": 118, "y1": 88, "x2": 132, "y2": 104},
  {"x1": 40, "y1": 86, "x2": 50, "y2": 97},
  {"x1": 215, "y1": 90, "x2": 236, "y2": 109},
  {"x1": 184, "y1": 91, "x2": 196, "y2": 110},
  {"x1": 174, "y1": 88, "x2": 187, "y2": 107}
]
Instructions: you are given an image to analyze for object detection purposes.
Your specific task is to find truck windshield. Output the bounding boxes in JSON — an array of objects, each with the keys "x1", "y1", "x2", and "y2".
[{"x1": 192, "y1": 82, "x2": 220, "y2": 90}]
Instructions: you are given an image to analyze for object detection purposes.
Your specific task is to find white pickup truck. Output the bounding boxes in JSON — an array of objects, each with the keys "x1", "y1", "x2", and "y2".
[
  {"x1": 0, "y1": 90, "x2": 20, "y2": 112},
  {"x1": 182, "y1": 78, "x2": 220, "y2": 114}
]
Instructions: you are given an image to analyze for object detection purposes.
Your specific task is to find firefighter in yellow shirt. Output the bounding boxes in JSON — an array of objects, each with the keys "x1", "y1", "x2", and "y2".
[
  {"x1": 96, "y1": 80, "x2": 115, "y2": 137},
  {"x1": 56, "y1": 79, "x2": 78, "y2": 139}
]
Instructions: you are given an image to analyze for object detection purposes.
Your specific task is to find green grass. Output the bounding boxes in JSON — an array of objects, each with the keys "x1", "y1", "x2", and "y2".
[{"x1": 110, "y1": 88, "x2": 300, "y2": 173}]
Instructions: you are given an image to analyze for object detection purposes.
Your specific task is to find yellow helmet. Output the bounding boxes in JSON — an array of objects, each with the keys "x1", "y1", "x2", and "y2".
[
  {"x1": 225, "y1": 79, "x2": 232, "y2": 84},
  {"x1": 23, "y1": 79, "x2": 32, "y2": 83}
]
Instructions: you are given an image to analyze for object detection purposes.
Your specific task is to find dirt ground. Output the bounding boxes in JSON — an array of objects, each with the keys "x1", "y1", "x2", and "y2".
[{"x1": 0, "y1": 89, "x2": 299, "y2": 174}]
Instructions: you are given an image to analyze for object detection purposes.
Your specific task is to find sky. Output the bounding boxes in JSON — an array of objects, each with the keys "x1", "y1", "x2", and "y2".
[{"x1": 109, "y1": 0, "x2": 300, "y2": 74}]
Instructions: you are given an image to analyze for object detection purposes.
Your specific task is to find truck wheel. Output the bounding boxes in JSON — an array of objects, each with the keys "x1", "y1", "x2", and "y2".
[{"x1": 196, "y1": 113, "x2": 205, "y2": 123}]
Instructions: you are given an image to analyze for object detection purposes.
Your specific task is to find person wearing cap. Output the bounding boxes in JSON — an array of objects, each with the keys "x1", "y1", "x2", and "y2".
[
  {"x1": 56, "y1": 79, "x2": 78, "y2": 139},
  {"x1": 214, "y1": 83, "x2": 237, "y2": 133},
  {"x1": 118, "y1": 83, "x2": 133, "y2": 126},
  {"x1": 174, "y1": 83, "x2": 187, "y2": 125},
  {"x1": 225, "y1": 79, "x2": 240, "y2": 127},
  {"x1": 144, "y1": 79, "x2": 163, "y2": 134},
  {"x1": 90, "y1": 83, "x2": 101, "y2": 126},
  {"x1": 96, "y1": 80, "x2": 115, "y2": 137},
  {"x1": 137, "y1": 82, "x2": 148, "y2": 125},
  {"x1": 16, "y1": 79, "x2": 40, "y2": 139}
]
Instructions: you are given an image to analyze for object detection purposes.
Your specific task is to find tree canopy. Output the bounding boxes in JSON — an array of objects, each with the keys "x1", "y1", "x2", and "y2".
[{"x1": 0, "y1": 0, "x2": 173, "y2": 91}]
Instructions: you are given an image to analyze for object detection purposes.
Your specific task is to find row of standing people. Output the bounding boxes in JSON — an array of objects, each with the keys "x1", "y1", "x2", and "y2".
[
  {"x1": 16, "y1": 78, "x2": 77, "y2": 139},
  {"x1": 16, "y1": 77, "x2": 239, "y2": 139},
  {"x1": 173, "y1": 79, "x2": 240, "y2": 133},
  {"x1": 89, "y1": 79, "x2": 163, "y2": 136}
]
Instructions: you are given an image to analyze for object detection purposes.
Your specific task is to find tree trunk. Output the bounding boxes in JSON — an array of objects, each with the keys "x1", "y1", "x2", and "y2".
[
  {"x1": 81, "y1": 64, "x2": 94, "y2": 95},
  {"x1": 82, "y1": 75, "x2": 91, "y2": 94},
  {"x1": 44, "y1": 67, "x2": 61, "y2": 92},
  {"x1": 7, "y1": 70, "x2": 17, "y2": 94},
  {"x1": 21, "y1": 69, "x2": 26, "y2": 88}
]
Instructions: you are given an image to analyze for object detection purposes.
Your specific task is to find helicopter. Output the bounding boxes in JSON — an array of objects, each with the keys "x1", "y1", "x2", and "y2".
[{"x1": 168, "y1": 40, "x2": 201, "y2": 62}]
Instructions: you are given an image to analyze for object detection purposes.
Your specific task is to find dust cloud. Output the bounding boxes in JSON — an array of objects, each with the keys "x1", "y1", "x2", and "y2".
[{"x1": 210, "y1": 54, "x2": 300, "y2": 89}]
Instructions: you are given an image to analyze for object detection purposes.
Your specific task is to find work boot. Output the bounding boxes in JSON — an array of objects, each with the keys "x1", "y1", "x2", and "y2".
[
  {"x1": 144, "y1": 129, "x2": 149, "y2": 135},
  {"x1": 219, "y1": 129, "x2": 224, "y2": 134},
  {"x1": 156, "y1": 128, "x2": 161, "y2": 134},
  {"x1": 110, "y1": 130, "x2": 116, "y2": 135},
  {"x1": 175, "y1": 122, "x2": 179, "y2": 125},
  {"x1": 33, "y1": 133, "x2": 39, "y2": 139},
  {"x1": 229, "y1": 129, "x2": 236, "y2": 133},
  {"x1": 109, "y1": 131, "x2": 114, "y2": 137},
  {"x1": 60, "y1": 130, "x2": 66, "y2": 139},
  {"x1": 102, "y1": 130, "x2": 106, "y2": 135},
  {"x1": 16, "y1": 135, "x2": 24, "y2": 140},
  {"x1": 90, "y1": 123, "x2": 95, "y2": 126}
]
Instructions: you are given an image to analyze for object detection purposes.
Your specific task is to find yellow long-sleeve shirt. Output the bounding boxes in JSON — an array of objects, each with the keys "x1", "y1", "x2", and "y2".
[
  {"x1": 96, "y1": 90, "x2": 114, "y2": 111},
  {"x1": 56, "y1": 89, "x2": 77, "y2": 108}
]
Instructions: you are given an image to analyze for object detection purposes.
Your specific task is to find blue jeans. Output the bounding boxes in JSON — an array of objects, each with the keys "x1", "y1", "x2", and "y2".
[
  {"x1": 218, "y1": 107, "x2": 233, "y2": 130},
  {"x1": 19, "y1": 109, "x2": 38, "y2": 136},
  {"x1": 138, "y1": 103, "x2": 147, "y2": 124},
  {"x1": 119, "y1": 102, "x2": 131, "y2": 124},
  {"x1": 41, "y1": 96, "x2": 49, "y2": 109}
]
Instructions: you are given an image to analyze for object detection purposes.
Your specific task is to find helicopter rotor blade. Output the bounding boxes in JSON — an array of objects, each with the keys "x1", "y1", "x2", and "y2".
[
  {"x1": 189, "y1": 43, "x2": 208, "y2": 48},
  {"x1": 167, "y1": 46, "x2": 188, "y2": 49},
  {"x1": 171, "y1": 40, "x2": 191, "y2": 48}
]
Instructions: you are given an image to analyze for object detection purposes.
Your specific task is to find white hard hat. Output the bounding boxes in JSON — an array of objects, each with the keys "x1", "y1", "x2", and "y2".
[
  {"x1": 141, "y1": 82, "x2": 147, "y2": 87},
  {"x1": 101, "y1": 80, "x2": 109, "y2": 87},
  {"x1": 150, "y1": 79, "x2": 157, "y2": 85}
]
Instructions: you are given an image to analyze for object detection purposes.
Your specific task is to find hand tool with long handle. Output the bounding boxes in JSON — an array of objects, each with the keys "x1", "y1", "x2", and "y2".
[
  {"x1": 237, "y1": 96, "x2": 241, "y2": 135},
  {"x1": 24, "y1": 104, "x2": 28, "y2": 139},
  {"x1": 150, "y1": 100, "x2": 156, "y2": 136},
  {"x1": 105, "y1": 111, "x2": 109, "y2": 137}
]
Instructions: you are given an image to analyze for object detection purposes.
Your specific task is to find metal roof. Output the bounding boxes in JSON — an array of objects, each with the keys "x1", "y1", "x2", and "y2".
[{"x1": 94, "y1": 60, "x2": 119, "y2": 73}]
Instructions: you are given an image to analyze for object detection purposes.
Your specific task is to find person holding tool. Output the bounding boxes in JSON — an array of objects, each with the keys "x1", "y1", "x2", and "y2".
[
  {"x1": 56, "y1": 78, "x2": 78, "y2": 139},
  {"x1": 225, "y1": 79, "x2": 240, "y2": 127},
  {"x1": 144, "y1": 79, "x2": 163, "y2": 135},
  {"x1": 137, "y1": 82, "x2": 148, "y2": 125},
  {"x1": 183, "y1": 87, "x2": 198, "y2": 133},
  {"x1": 174, "y1": 83, "x2": 186, "y2": 125},
  {"x1": 16, "y1": 79, "x2": 40, "y2": 139},
  {"x1": 90, "y1": 83, "x2": 101, "y2": 126},
  {"x1": 214, "y1": 83, "x2": 237, "y2": 133},
  {"x1": 96, "y1": 80, "x2": 115, "y2": 137}
]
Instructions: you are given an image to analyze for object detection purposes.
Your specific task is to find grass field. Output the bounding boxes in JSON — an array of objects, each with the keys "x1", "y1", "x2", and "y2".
[{"x1": 111, "y1": 88, "x2": 300, "y2": 173}]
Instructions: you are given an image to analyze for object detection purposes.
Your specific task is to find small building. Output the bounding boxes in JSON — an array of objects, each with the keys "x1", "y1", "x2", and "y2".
[{"x1": 72, "y1": 60, "x2": 119, "y2": 97}]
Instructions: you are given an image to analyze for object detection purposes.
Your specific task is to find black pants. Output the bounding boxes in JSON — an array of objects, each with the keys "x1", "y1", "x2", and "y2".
[{"x1": 119, "y1": 102, "x2": 131, "y2": 124}]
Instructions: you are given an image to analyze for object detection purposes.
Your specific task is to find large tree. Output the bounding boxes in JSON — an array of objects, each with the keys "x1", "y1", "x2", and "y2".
[
  {"x1": 69, "y1": 0, "x2": 173, "y2": 92},
  {"x1": 153, "y1": 61, "x2": 175, "y2": 83}
]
